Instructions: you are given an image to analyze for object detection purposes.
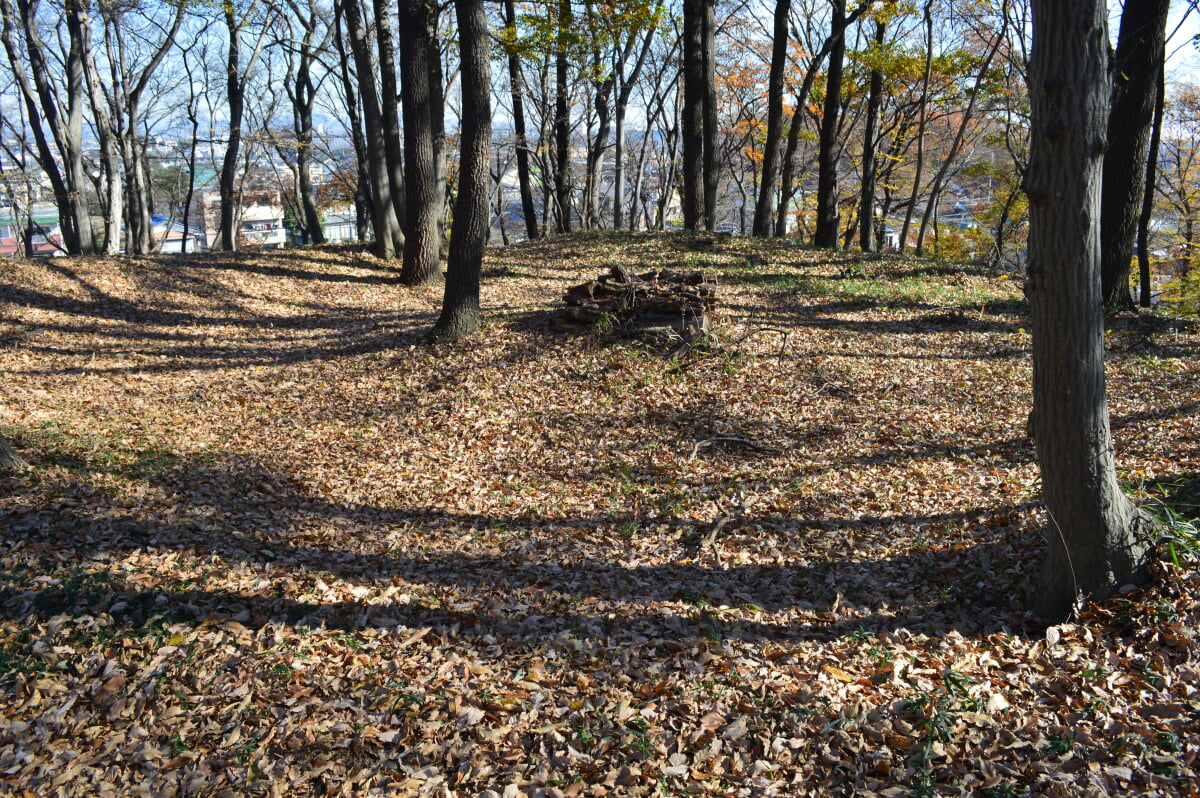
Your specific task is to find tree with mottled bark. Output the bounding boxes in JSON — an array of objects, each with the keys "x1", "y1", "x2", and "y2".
[
  {"x1": 1099, "y1": 0, "x2": 1170, "y2": 310},
  {"x1": 433, "y1": 0, "x2": 490, "y2": 340},
  {"x1": 1024, "y1": 0, "x2": 1157, "y2": 622},
  {"x1": 858, "y1": 12, "x2": 885, "y2": 251}
]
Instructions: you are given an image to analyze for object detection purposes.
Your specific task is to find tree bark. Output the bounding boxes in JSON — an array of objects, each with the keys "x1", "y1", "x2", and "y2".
[
  {"x1": 220, "y1": 5, "x2": 246, "y2": 252},
  {"x1": 0, "y1": 432, "x2": 27, "y2": 472},
  {"x1": 813, "y1": 0, "x2": 848, "y2": 249},
  {"x1": 504, "y1": 0, "x2": 540, "y2": 240},
  {"x1": 1099, "y1": 0, "x2": 1170, "y2": 310},
  {"x1": 372, "y1": 0, "x2": 408, "y2": 247},
  {"x1": 858, "y1": 16, "x2": 885, "y2": 252},
  {"x1": 434, "y1": 0, "x2": 490, "y2": 340},
  {"x1": 1024, "y1": 0, "x2": 1156, "y2": 622},
  {"x1": 899, "y1": 0, "x2": 934, "y2": 251},
  {"x1": 399, "y1": 0, "x2": 443, "y2": 285},
  {"x1": 340, "y1": 0, "x2": 403, "y2": 259},
  {"x1": 554, "y1": 0, "x2": 573, "y2": 233},
  {"x1": 700, "y1": 0, "x2": 717, "y2": 231},
  {"x1": 753, "y1": 0, "x2": 790, "y2": 237},
  {"x1": 1137, "y1": 63, "x2": 1165, "y2": 309},
  {"x1": 681, "y1": 0, "x2": 706, "y2": 230}
]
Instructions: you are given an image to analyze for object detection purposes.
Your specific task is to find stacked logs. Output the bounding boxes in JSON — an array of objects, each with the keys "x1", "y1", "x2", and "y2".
[{"x1": 562, "y1": 265, "x2": 718, "y2": 339}]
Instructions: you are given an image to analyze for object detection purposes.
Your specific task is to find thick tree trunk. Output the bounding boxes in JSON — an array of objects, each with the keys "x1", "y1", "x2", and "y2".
[
  {"x1": 813, "y1": 0, "x2": 848, "y2": 249},
  {"x1": 434, "y1": 0, "x2": 490, "y2": 340},
  {"x1": 1099, "y1": 0, "x2": 1170, "y2": 310},
  {"x1": 504, "y1": 0, "x2": 540, "y2": 240},
  {"x1": 1025, "y1": 0, "x2": 1156, "y2": 622},
  {"x1": 858, "y1": 17, "x2": 884, "y2": 252},
  {"x1": 399, "y1": 0, "x2": 443, "y2": 285},
  {"x1": 754, "y1": 0, "x2": 790, "y2": 237}
]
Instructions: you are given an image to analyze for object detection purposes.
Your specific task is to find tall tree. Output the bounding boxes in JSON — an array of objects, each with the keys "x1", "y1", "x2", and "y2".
[
  {"x1": 0, "y1": 0, "x2": 95, "y2": 255},
  {"x1": 1024, "y1": 0, "x2": 1156, "y2": 621},
  {"x1": 857, "y1": 11, "x2": 886, "y2": 251},
  {"x1": 553, "y1": 0, "x2": 573, "y2": 233},
  {"x1": 398, "y1": 0, "x2": 443, "y2": 285},
  {"x1": 502, "y1": 0, "x2": 539, "y2": 240},
  {"x1": 812, "y1": 0, "x2": 850, "y2": 248},
  {"x1": 433, "y1": 0, "x2": 490, "y2": 339},
  {"x1": 1137, "y1": 63, "x2": 1165, "y2": 309},
  {"x1": 1099, "y1": 0, "x2": 1170, "y2": 310},
  {"x1": 681, "y1": 0, "x2": 714, "y2": 231},
  {"x1": 753, "y1": 0, "x2": 790, "y2": 237},
  {"x1": 338, "y1": 0, "x2": 404, "y2": 258}
]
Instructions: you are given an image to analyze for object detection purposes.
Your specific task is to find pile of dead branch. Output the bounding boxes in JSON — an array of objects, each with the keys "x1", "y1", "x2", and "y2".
[{"x1": 562, "y1": 264, "x2": 718, "y2": 341}]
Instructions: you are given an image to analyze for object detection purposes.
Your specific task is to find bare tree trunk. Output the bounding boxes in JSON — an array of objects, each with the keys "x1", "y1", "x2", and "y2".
[
  {"x1": 372, "y1": 0, "x2": 408, "y2": 247},
  {"x1": 813, "y1": 0, "x2": 848, "y2": 249},
  {"x1": 504, "y1": 0, "x2": 539, "y2": 240},
  {"x1": 899, "y1": 0, "x2": 933, "y2": 251},
  {"x1": 434, "y1": 0, "x2": 490, "y2": 340},
  {"x1": 754, "y1": 0, "x2": 790, "y2": 237},
  {"x1": 340, "y1": 0, "x2": 403, "y2": 259},
  {"x1": 681, "y1": 0, "x2": 706, "y2": 230},
  {"x1": 399, "y1": 0, "x2": 443, "y2": 285},
  {"x1": 858, "y1": 15, "x2": 884, "y2": 252},
  {"x1": 1137, "y1": 63, "x2": 1165, "y2": 309},
  {"x1": 554, "y1": 0, "x2": 573, "y2": 233},
  {"x1": 220, "y1": 6, "x2": 245, "y2": 252},
  {"x1": 915, "y1": 4, "x2": 1007, "y2": 254},
  {"x1": 1025, "y1": 0, "x2": 1156, "y2": 622},
  {"x1": 1099, "y1": 0, "x2": 1170, "y2": 310}
]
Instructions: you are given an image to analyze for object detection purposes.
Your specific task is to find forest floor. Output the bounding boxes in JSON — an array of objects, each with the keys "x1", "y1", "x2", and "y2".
[{"x1": 1, "y1": 232, "x2": 1198, "y2": 797}]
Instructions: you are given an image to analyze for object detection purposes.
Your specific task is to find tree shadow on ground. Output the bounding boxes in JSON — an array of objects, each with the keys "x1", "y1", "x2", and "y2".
[{"x1": 0, "y1": 442, "x2": 1045, "y2": 652}]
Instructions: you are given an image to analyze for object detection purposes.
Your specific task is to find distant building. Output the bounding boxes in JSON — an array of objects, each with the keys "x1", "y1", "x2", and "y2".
[{"x1": 151, "y1": 214, "x2": 207, "y2": 253}]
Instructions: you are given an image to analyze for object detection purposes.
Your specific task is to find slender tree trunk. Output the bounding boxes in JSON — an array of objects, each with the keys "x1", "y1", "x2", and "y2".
[
  {"x1": 332, "y1": 6, "x2": 373, "y2": 241},
  {"x1": 1138, "y1": 63, "x2": 1165, "y2": 309},
  {"x1": 504, "y1": 0, "x2": 539, "y2": 240},
  {"x1": 399, "y1": 0, "x2": 443, "y2": 285},
  {"x1": 858, "y1": 16, "x2": 885, "y2": 251},
  {"x1": 754, "y1": 0, "x2": 790, "y2": 237},
  {"x1": 813, "y1": 0, "x2": 848, "y2": 249},
  {"x1": 1024, "y1": 0, "x2": 1156, "y2": 622},
  {"x1": 900, "y1": 0, "x2": 934, "y2": 251},
  {"x1": 372, "y1": 0, "x2": 408, "y2": 248},
  {"x1": 776, "y1": 37, "x2": 832, "y2": 237},
  {"x1": 554, "y1": 0, "x2": 573, "y2": 233},
  {"x1": 220, "y1": 6, "x2": 245, "y2": 252},
  {"x1": 434, "y1": 0, "x2": 490, "y2": 339},
  {"x1": 340, "y1": 0, "x2": 403, "y2": 258},
  {"x1": 1099, "y1": 0, "x2": 1170, "y2": 310},
  {"x1": 681, "y1": 0, "x2": 705, "y2": 230},
  {"x1": 915, "y1": 5, "x2": 1007, "y2": 255},
  {"x1": 701, "y1": 0, "x2": 717, "y2": 231}
]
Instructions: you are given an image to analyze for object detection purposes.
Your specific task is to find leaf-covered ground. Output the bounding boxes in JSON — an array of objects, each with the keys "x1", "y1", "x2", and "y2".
[{"x1": 1, "y1": 233, "x2": 1198, "y2": 797}]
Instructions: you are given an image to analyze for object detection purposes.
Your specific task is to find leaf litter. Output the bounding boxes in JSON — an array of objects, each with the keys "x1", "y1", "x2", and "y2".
[{"x1": 0, "y1": 234, "x2": 1198, "y2": 796}]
